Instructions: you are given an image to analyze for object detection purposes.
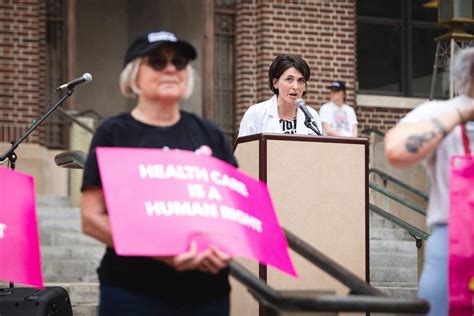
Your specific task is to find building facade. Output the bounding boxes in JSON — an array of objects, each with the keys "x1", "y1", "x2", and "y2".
[{"x1": 0, "y1": 0, "x2": 449, "y2": 194}]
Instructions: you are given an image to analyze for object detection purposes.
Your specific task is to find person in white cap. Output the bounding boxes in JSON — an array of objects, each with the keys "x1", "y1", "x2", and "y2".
[
  {"x1": 81, "y1": 30, "x2": 234, "y2": 315},
  {"x1": 319, "y1": 80, "x2": 358, "y2": 137}
]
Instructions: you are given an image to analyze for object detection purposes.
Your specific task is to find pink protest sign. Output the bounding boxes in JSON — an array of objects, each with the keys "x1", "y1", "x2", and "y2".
[
  {"x1": 97, "y1": 147, "x2": 296, "y2": 277},
  {"x1": 0, "y1": 167, "x2": 43, "y2": 288}
]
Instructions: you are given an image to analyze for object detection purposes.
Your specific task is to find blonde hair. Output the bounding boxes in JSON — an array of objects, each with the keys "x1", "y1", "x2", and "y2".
[
  {"x1": 453, "y1": 47, "x2": 474, "y2": 95},
  {"x1": 119, "y1": 58, "x2": 195, "y2": 99}
]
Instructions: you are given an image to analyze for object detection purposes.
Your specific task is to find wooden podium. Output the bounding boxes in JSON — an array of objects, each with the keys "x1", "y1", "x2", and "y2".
[{"x1": 231, "y1": 133, "x2": 369, "y2": 315}]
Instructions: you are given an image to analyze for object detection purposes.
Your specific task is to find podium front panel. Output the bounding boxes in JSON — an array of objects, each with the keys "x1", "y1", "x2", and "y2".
[
  {"x1": 233, "y1": 139, "x2": 259, "y2": 179},
  {"x1": 265, "y1": 138, "x2": 367, "y2": 295}
]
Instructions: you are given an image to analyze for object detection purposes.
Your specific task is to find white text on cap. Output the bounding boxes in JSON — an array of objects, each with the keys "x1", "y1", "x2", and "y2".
[{"x1": 148, "y1": 31, "x2": 177, "y2": 43}]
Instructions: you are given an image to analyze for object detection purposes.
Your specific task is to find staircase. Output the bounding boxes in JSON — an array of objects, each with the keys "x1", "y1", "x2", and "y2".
[
  {"x1": 35, "y1": 195, "x2": 423, "y2": 315},
  {"x1": 37, "y1": 195, "x2": 102, "y2": 315},
  {"x1": 369, "y1": 211, "x2": 420, "y2": 316}
]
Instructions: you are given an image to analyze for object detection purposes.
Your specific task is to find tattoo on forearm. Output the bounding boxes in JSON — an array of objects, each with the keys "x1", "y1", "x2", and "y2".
[
  {"x1": 404, "y1": 118, "x2": 446, "y2": 153},
  {"x1": 431, "y1": 118, "x2": 448, "y2": 138},
  {"x1": 405, "y1": 131, "x2": 437, "y2": 153}
]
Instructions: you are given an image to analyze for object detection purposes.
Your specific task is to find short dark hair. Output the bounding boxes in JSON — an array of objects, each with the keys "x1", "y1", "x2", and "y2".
[{"x1": 268, "y1": 54, "x2": 311, "y2": 95}]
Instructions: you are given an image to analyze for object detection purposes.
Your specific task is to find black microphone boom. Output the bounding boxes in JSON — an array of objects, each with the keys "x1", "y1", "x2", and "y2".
[
  {"x1": 296, "y1": 98, "x2": 322, "y2": 136},
  {"x1": 56, "y1": 73, "x2": 93, "y2": 91}
]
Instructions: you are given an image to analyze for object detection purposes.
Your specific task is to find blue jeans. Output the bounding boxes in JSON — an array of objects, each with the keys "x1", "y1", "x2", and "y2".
[
  {"x1": 418, "y1": 225, "x2": 448, "y2": 316},
  {"x1": 99, "y1": 285, "x2": 230, "y2": 316}
]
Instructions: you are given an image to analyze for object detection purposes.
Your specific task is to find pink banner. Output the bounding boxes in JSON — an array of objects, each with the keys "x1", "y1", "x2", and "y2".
[
  {"x1": 0, "y1": 167, "x2": 43, "y2": 288},
  {"x1": 97, "y1": 147, "x2": 296, "y2": 276}
]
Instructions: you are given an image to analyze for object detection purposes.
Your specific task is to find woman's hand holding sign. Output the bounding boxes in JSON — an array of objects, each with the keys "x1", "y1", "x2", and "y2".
[
  {"x1": 155, "y1": 241, "x2": 231, "y2": 274},
  {"x1": 156, "y1": 147, "x2": 232, "y2": 274},
  {"x1": 198, "y1": 245, "x2": 232, "y2": 274}
]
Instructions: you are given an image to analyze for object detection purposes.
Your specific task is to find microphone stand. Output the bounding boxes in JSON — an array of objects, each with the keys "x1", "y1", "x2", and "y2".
[
  {"x1": 0, "y1": 88, "x2": 75, "y2": 289},
  {"x1": 303, "y1": 117, "x2": 322, "y2": 136},
  {"x1": 0, "y1": 89, "x2": 75, "y2": 168}
]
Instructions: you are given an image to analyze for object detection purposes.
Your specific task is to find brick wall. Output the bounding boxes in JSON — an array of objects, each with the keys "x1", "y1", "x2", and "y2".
[
  {"x1": 234, "y1": 0, "x2": 357, "y2": 128},
  {"x1": 356, "y1": 107, "x2": 411, "y2": 135},
  {"x1": 0, "y1": 0, "x2": 46, "y2": 145}
]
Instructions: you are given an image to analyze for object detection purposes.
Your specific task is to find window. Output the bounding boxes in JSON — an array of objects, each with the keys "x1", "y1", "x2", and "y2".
[
  {"x1": 46, "y1": 0, "x2": 68, "y2": 148},
  {"x1": 357, "y1": 0, "x2": 448, "y2": 98},
  {"x1": 214, "y1": 0, "x2": 235, "y2": 141}
]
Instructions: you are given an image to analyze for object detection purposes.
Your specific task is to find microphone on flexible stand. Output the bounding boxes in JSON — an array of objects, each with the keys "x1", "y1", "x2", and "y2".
[
  {"x1": 296, "y1": 98, "x2": 322, "y2": 136},
  {"x1": 56, "y1": 73, "x2": 93, "y2": 90}
]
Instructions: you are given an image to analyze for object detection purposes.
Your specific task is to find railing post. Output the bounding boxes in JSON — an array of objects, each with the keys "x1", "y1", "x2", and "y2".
[
  {"x1": 69, "y1": 116, "x2": 94, "y2": 206},
  {"x1": 416, "y1": 238, "x2": 425, "y2": 281}
]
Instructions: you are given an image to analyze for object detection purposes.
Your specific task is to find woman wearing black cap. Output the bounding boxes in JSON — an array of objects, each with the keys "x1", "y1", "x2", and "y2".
[
  {"x1": 81, "y1": 31, "x2": 235, "y2": 315},
  {"x1": 238, "y1": 54, "x2": 322, "y2": 137}
]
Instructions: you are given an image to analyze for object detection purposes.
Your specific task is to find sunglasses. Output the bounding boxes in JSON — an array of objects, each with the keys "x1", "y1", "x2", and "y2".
[{"x1": 146, "y1": 55, "x2": 189, "y2": 71}]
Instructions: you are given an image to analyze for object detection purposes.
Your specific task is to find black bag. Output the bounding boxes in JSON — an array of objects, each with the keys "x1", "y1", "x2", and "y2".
[{"x1": 0, "y1": 286, "x2": 73, "y2": 316}]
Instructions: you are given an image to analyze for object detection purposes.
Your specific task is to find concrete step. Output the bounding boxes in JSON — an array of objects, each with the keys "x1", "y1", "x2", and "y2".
[
  {"x1": 37, "y1": 196, "x2": 72, "y2": 208},
  {"x1": 41, "y1": 245, "x2": 104, "y2": 260},
  {"x1": 72, "y1": 304, "x2": 98, "y2": 316},
  {"x1": 41, "y1": 230, "x2": 102, "y2": 247},
  {"x1": 35, "y1": 196, "x2": 102, "y2": 283},
  {"x1": 371, "y1": 281, "x2": 419, "y2": 288},
  {"x1": 377, "y1": 286, "x2": 418, "y2": 298},
  {"x1": 42, "y1": 259, "x2": 99, "y2": 282},
  {"x1": 370, "y1": 211, "x2": 398, "y2": 229},
  {"x1": 371, "y1": 252, "x2": 417, "y2": 270},
  {"x1": 370, "y1": 227, "x2": 414, "y2": 241},
  {"x1": 40, "y1": 217, "x2": 82, "y2": 232},
  {"x1": 370, "y1": 267, "x2": 417, "y2": 285},
  {"x1": 370, "y1": 240, "x2": 418, "y2": 254},
  {"x1": 36, "y1": 206, "x2": 81, "y2": 221},
  {"x1": 369, "y1": 209, "x2": 419, "y2": 287},
  {"x1": 58, "y1": 282, "x2": 99, "y2": 304},
  {"x1": 369, "y1": 215, "x2": 385, "y2": 228}
]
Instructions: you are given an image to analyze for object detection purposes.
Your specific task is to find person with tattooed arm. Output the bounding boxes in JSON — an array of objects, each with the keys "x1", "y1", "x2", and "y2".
[{"x1": 384, "y1": 47, "x2": 474, "y2": 315}]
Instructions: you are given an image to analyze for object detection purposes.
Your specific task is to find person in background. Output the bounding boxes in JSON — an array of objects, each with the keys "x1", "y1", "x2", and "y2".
[
  {"x1": 384, "y1": 47, "x2": 474, "y2": 315},
  {"x1": 238, "y1": 54, "x2": 322, "y2": 137},
  {"x1": 81, "y1": 30, "x2": 235, "y2": 316},
  {"x1": 319, "y1": 81, "x2": 358, "y2": 137}
]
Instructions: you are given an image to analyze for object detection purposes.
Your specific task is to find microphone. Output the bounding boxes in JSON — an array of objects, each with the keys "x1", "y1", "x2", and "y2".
[
  {"x1": 56, "y1": 73, "x2": 93, "y2": 90},
  {"x1": 296, "y1": 98, "x2": 321, "y2": 135}
]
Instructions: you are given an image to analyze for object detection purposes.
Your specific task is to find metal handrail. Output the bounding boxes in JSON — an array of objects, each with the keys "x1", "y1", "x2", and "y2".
[
  {"x1": 283, "y1": 228, "x2": 381, "y2": 296},
  {"x1": 54, "y1": 151, "x2": 430, "y2": 314},
  {"x1": 72, "y1": 109, "x2": 102, "y2": 119},
  {"x1": 370, "y1": 168, "x2": 429, "y2": 201},
  {"x1": 229, "y1": 261, "x2": 429, "y2": 313},
  {"x1": 369, "y1": 182, "x2": 427, "y2": 216},
  {"x1": 369, "y1": 203, "x2": 429, "y2": 241},
  {"x1": 228, "y1": 228, "x2": 430, "y2": 314},
  {"x1": 56, "y1": 108, "x2": 96, "y2": 134},
  {"x1": 361, "y1": 128, "x2": 385, "y2": 137}
]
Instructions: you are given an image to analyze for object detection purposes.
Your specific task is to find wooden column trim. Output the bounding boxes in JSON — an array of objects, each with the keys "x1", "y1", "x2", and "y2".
[
  {"x1": 202, "y1": 0, "x2": 214, "y2": 120},
  {"x1": 67, "y1": 0, "x2": 77, "y2": 109}
]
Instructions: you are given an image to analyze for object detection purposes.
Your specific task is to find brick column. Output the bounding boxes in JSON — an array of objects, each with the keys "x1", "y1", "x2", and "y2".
[
  {"x1": 234, "y1": 1, "x2": 258, "y2": 120},
  {"x1": 0, "y1": 0, "x2": 46, "y2": 144},
  {"x1": 234, "y1": 0, "x2": 357, "y2": 129}
]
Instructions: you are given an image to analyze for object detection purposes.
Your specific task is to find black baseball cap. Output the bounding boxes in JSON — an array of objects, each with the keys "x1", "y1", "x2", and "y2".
[
  {"x1": 327, "y1": 80, "x2": 346, "y2": 91},
  {"x1": 123, "y1": 31, "x2": 197, "y2": 66}
]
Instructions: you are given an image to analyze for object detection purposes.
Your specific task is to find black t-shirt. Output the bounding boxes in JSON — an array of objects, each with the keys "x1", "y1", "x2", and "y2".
[{"x1": 82, "y1": 111, "x2": 237, "y2": 304}]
